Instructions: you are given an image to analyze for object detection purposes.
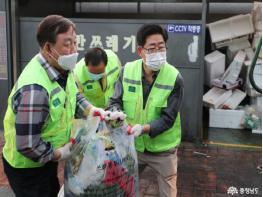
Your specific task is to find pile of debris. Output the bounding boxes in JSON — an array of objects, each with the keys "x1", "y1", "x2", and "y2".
[{"x1": 203, "y1": 1, "x2": 262, "y2": 134}]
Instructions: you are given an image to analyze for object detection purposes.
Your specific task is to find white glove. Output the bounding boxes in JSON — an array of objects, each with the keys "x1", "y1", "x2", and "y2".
[
  {"x1": 57, "y1": 184, "x2": 64, "y2": 197},
  {"x1": 105, "y1": 111, "x2": 126, "y2": 121},
  {"x1": 89, "y1": 106, "x2": 107, "y2": 118},
  {"x1": 57, "y1": 142, "x2": 72, "y2": 160},
  {"x1": 130, "y1": 124, "x2": 144, "y2": 137}
]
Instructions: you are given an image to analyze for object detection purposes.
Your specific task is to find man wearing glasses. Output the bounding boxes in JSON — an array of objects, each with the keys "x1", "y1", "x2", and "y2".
[{"x1": 109, "y1": 24, "x2": 184, "y2": 197}]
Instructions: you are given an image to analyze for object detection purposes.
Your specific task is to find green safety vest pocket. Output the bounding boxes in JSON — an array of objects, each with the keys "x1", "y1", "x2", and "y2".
[
  {"x1": 147, "y1": 99, "x2": 167, "y2": 120},
  {"x1": 123, "y1": 96, "x2": 137, "y2": 120}
]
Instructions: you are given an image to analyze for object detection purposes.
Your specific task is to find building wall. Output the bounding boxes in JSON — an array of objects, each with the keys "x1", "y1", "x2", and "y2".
[{"x1": 0, "y1": 0, "x2": 257, "y2": 134}]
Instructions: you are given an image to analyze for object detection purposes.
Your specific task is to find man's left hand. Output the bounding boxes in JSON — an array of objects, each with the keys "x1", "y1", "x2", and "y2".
[{"x1": 130, "y1": 124, "x2": 144, "y2": 137}]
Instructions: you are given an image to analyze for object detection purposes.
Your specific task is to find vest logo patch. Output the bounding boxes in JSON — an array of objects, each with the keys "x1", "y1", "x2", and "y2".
[
  {"x1": 128, "y1": 86, "x2": 136, "y2": 92},
  {"x1": 52, "y1": 98, "x2": 61, "y2": 107},
  {"x1": 86, "y1": 85, "x2": 93, "y2": 90}
]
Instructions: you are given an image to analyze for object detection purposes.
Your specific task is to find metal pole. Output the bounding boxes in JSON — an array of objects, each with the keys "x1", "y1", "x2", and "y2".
[
  {"x1": 76, "y1": 2, "x2": 252, "y2": 14},
  {"x1": 249, "y1": 36, "x2": 262, "y2": 93},
  {"x1": 5, "y1": 0, "x2": 15, "y2": 91},
  {"x1": 6, "y1": 0, "x2": 18, "y2": 88},
  {"x1": 209, "y1": 3, "x2": 252, "y2": 14},
  {"x1": 197, "y1": 0, "x2": 208, "y2": 143}
]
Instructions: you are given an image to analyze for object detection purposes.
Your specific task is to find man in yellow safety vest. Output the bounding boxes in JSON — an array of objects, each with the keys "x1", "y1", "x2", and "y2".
[
  {"x1": 109, "y1": 24, "x2": 184, "y2": 197},
  {"x1": 74, "y1": 48, "x2": 121, "y2": 109},
  {"x1": 2, "y1": 15, "x2": 107, "y2": 197}
]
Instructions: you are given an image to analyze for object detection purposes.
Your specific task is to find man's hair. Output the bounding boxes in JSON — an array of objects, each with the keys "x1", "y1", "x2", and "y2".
[
  {"x1": 84, "y1": 48, "x2": 108, "y2": 67},
  {"x1": 136, "y1": 24, "x2": 168, "y2": 46},
  {"x1": 37, "y1": 15, "x2": 76, "y2": 48}
]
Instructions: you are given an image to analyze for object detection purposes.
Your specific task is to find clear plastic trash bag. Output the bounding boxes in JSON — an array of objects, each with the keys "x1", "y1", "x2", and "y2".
[{"x1": 63, "y1": 115, "x2": 139, "y2": 197}]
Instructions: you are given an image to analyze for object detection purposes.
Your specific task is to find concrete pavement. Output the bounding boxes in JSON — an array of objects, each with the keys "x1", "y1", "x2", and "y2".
[{"x1": 0, "y1": 133, "x2": 261, "y2": 197}]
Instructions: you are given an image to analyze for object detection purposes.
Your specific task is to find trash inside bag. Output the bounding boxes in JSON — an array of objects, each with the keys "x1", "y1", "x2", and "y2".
[{"x1": 64, "y1": 115, "x2": 139, "y2": 197}]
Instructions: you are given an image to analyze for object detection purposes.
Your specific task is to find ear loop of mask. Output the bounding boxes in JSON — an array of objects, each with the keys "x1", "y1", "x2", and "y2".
[
  {"x1": 140, "y1": 47, "x2": 147, "y2": 65},
  {"x1": 45, "y1": 43, "x2": 59, "y2": 63}
]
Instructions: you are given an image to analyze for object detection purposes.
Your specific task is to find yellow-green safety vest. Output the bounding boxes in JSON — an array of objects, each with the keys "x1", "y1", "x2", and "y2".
[
  {"x1": 3, "y1": 54, "x2": 78, "y2": 168},
  {"x1": 122, "y1": 59, "x2": 181, "y2": 153},
  {"x1": 74, "y1": 50, "x2": 121, "y2": 108}
]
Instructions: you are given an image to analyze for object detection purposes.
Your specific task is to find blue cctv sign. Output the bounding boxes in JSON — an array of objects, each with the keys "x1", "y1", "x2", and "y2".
[{"x1": 167, "y1": 24, "x2": 201, "y2": 35}]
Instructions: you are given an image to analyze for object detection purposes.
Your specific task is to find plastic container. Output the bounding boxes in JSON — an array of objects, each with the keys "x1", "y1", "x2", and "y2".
[
  {"x1": 209, "y1": 108, "x2": 245, "y2": 129},
  {"x1": 204, "y1": 50, "x2": 226, "y2": 87},
  {"x1": 208, "y1": 14, "x2": 254, "y2": 43}
]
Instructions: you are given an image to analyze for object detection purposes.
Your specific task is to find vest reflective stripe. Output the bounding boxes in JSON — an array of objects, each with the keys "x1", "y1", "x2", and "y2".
[
  {"x1": 124, "y1": 78, "x2": 141, "y2": 85},
  {"x1": 107, "y1": 66, "x2": 119, "y2": 76},
  {"x1": 122, "y1": 59, "x2": 181, "y2": 153},
  {"x1": 154, "y1": 83, "x2": 174, "y2": 90},
  {"x1": 83, "y1": 79, "x2": 95, "y2": 85},
  {"x1": 3, "y1": 55, "x2": 78, "y2": 168},
  {"x1": 74, "y1": 50, "x2": 120, "y2": 108},
  {"x1": 50, "y1": 87, "x2": 61, "y2": 97}
]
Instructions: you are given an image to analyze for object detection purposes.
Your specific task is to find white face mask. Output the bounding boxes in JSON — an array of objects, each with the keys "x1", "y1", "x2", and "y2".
[
  {"x1": 58, "y1": 52, "x2": 79, "y2": 71},
  {"x1": 145, "y1": 51, "x2": 167, "y2": 71},
  {"x1": 88, "y1": 71, "x2": 105, "y2": 80},
  {"x1": 51, "y1": 48, "x2": 79, "y2": 71}
]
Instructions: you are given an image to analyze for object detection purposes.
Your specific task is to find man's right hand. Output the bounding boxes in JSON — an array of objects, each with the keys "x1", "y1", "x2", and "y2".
[{"x1": 53, "y1": 142, "x2": 72, "y2": 161}]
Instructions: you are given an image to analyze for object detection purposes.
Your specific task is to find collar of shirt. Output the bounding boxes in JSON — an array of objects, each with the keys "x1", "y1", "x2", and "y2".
[
  {"x1": 141, "y1": 63, "x2": 159, "y2": 81},
  {"x1": 37, "y1": 53, "x2": 67, "y2": 82}
]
